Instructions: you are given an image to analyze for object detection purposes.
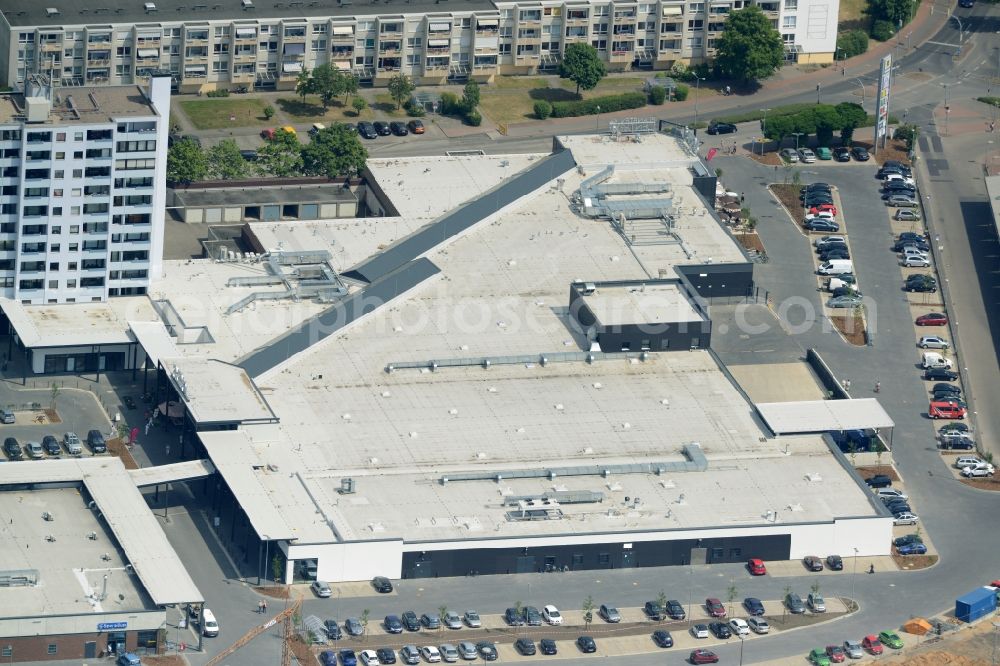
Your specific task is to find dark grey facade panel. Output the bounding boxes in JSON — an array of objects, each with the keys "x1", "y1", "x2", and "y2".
[
  {"x1": 344, "y1": 149, "x2": 577, "y2": 284},
  {"x1": 401, "y1": 534, "x2": 791, "y2": 578},
  {"x1": 238, "y1": 258, "x2": 440, "y2": 378},
  {"x1": 676, "y1": 263, "x2": 755, "y2": 300}
]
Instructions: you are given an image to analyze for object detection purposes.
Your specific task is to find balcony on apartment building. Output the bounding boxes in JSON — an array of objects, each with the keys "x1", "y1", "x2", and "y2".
[
  {"x1": 517, "y1": 28, "x2": 542, "y2": 42},
  {"x1": 378, "y1": 40, "x2": 402, "y2": 54},
  {"x1": 378, "y1": 21, "x2": 404, "y2": 38},
  {"x1": 185, "y1": 30, "x2": 210, "y2": 43},
  {"x1": 474, "y1": 17, "x2": 500, "y2": 34},
  {"x1": 427, "y1": 19, "x2": 453, "y2": 35},
  {"x1": 331, "y1": 25, "x2": 355, "y2": 41},
  {"x1": 514, "y1": 44, "x2": 540, "y2": 62},
  {"x1": 564, "y1": 8, "x2": 590, "y2": 24},
  {"x1": 232, "y1": 65, "x2": 256, "y2": 81},
  {"x1": 426, "y1": 37, "x2": 451, "y2": 54},
  {"x1": 234, "y1": 26, "x2": 259, "y2": 42},
  {"x1": 282, "y1": 42, "x2": 306, "y2": 59},
  {"x1": 375, "y1": 56, "x2": 402, "y2": 76},
  {"x1": 609, "y1": 41, "x2": 635, "y2": 62},
  {"x1": 473, "y1": 54, "x2": 498, "y2": 69},
  {"x1": 87, "y1": 50, "x2": 111, "y2": 65},
  {"x1": 424, "y1": 56, "x2": 451, "y2": 72}
]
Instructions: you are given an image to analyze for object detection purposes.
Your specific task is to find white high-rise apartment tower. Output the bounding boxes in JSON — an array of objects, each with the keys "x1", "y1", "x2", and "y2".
[{"x1": 0, "y1": 73, "x2": 169, "y2": 304}]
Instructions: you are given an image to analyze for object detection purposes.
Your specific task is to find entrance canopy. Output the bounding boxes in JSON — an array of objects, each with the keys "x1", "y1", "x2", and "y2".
[{"x1": 756, "y1": 399, "x2": 894, "y2": 435}]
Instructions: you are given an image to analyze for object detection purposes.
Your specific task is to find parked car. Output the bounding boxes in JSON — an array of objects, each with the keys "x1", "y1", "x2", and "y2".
[
  {"x1": 476, "y1": 643, "x2": 497, "y2": 661},
  {"x1": 666, "y1": 599, "x2": 686, "y2": 620},
  {"x1": 955, "y1": 456, "x2": 986, "y2": 469},
  {"x1": 748, "y1": 617, "x2": 770, "y2": 634},
  {"x1": 357, "y1": 122, "x2": 378, "y2": 139},
  {"x1": 906, "y1": 280, "x2": 937, "y2": 293},
  {"x1": 442, "y1": 611, "x2": 462, "y2": 630},
  {"x1": 576, "y1": 636, "x2": 597, "y2": 653},
  {"x1": 523, "y1": 606, "x2": 542, "y2": 626},
  {"x1": 747, "y1": 558, "x2": 767, "y2": 575},
  {"x1": 419, "y1": 646, "x2": 441, "y2": 663},
  {"x1": 360, "y1": 650, "x2": 380, "y2": 666},
  {"x1": 803, "y1": 556, "x2": 824, "y2": 572},
  {"x1": 372, "y1": 576, "x2": 393, "y2": 593},
  {"x1": 780, "y1": 148, "x2": 801, "y2": 162},
  {"x1": 809, "y1": 647, "x2": 832, "y2": 666},
  {"x1": 826, "y1": 554, "x2": 844, "y2": 570},
  {"x1": 885, "y1": 195, "x2": 919, "y2": 207},
  {"x1": 865, "y1": 474, "x2": 892, "y2": 488},
  {"x1": 897, "y1": 542, "x2": 928, "y2": 554},
  {"x1": 377, "y1": 649, "x2": 397, "y2": 665},
  {"x1": 503, "y1": 608, "x2": 524, "y2": 626},
  {"x1": 407, "y1": 120, "x2": 426, "y2": 134},
  {"x1": 877, "y1": 488, "x2": 908, "y2": 501},
  {"x1": 916, "y1": 312, "x2": 948, "y2": 326},
  {"x1": 843, "y1": 640, "x2": 864, "y2": 659},
  {"x1": 918, "y1": 336, "x2": 950, "y2": 350},
  {"x1": 816, "y1": 147, "x2": 833, "y2": 160},
  {"x1": 786, "y1": 593, "x2": 806, "y2": 614},
  {"x1": 86, "y1": 429, "x2": 107, "y2": 453},
  {"x1": 652, "y1": 629, "x2": 674, "y2": 647},
  {"x1": 401, "y1": 611, "x2": 421, "y2": 632},
  {"x1": 798, "y1": 148, "x2": 817, "y2": 163},
  {"x1": 689, "y1": 649, "x2": 720, "y2": 664},
  {"x1": 42, "y1": 435, "x2": 61, "y2": 455},
  {"x1": 599, "y1": 604, "x2": 621, "y2": 622},
  {"x1": 808, "y1": 593, "x2": 826, "y2": 612},
  {"x1": 63, "y1": 432, "x2": 82, "y2": 454},
  {"x1": 345, "y1": 618, "x2": 363, "y2": 636},
  {"x1": 514, "y1": 638, "x2": 535, "y2": 656},
  {"x1": 542, "y1": 605, "x2": 562, "y2": 625},
  {"x1": 463, "y1": 611, "x2": 481, "y2": 628},
  {"x1": 455, "y1": 642, "x2": 476, "y2": 660},
  {"x1": 961, "y1": 465, "x2": 995, "y2": 478},
  {"x1": 743, "y1": 597, "x2": 765, "y2": 616},
  {"x1": 930, "y1": 401, "x2": 967, "y2": 419},
  {"x1": 903, "y1": 255, "x2": 931, "y2": 267},
  {"x1": 729, "y1": 618, "x2": 750, "y2": 637},
  {"x1": 690, "y1": 624, "x2": 710, "y2": 639},
  {"x1": 806, "y1": 219, "x2": 840, "y2": 232},
  {"x1": 400, "y1": 646, "x2": 421, "y2": 665},
  {"x1": 25, "y1": 440, "x2": 44, "y2": 459},
  {"x1": 709, "y1": 621, "x2": 732, "y2": 639},
  {"x1": 828, "y1": 295, "x2": 863, "y2": 308},
  {"x1": 705, "y1": 598, "x2": 726, "y2": 618},
  {"x1": 325, "y1": 620, "x2": 343, "y2": 640},
  {"x1": 340, "y1": 650, "x2": 358, "y2": 666},
  {"x1": 925, "y1": 367, "x2": 959, "y2": 381},
  {"x1": 390, "y1": 121, "x2": 409, "y2": 136},
  {"x1": 644, "y1": 601, "x2": 666, "y2": 620},
  {"x1": 809, "y1": 204, "x2": 839, "y2": 216},
  {"x1": 707, "y1": 122, "x2": 738, "y2": 135},
  {"x1": 893, "y1": 512, "x2": 919, "y2": 525},
  {"x1": 421, "y1": 613, "x2": 441, "y2": 630},
  {"x1": 833, "y1": 147, "x2": 852, "y2": 161},
  {"x1": 0, "y1": 408, "x2": 14, "y2": 424},
  {"x1": 851, "y1": 146, "x2": 870, "y2": 161},
  {"x1": 539, "y1": 639, "x2": 557, "y2": 656},
  {"x1": 879, "y1": 631, "x2": 904, "y2": 649},
  {"x1": 372, "y1": 121, "x2": 392, "y2": 136},
  {"x1": 311, "y1": 580, "x2": 332, "y2": 597},
  {"x1": 827, "y1": 646, "x2": 847, "y2": 664}
]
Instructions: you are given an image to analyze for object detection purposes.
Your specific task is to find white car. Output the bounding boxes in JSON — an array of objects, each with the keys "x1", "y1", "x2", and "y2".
[
  {"x1": 360, "y1": 650, "x2": 381, "y2": 666},
  {"x1": 961, "y1": 464, "x2": 995, "y2": 477},
  {"x1": 876, "y1": 488, "x2": 908, "y2": 501},
  {"x1": 903, "y1": 255, "x2": 931, "y2": 267},
  {"x1": 690, "y1": 624, "x2": 709, "y2": 639},
  {"x1": 893, "y1": 512, "x2": 919, "y2": 525},
  {"x1": 884, "y1": 173, "x2": 915, "y2": 186},
  {"x1": 542, "y1": 605, "x2": 562, "y2": 625},
  {"x1": 918, "y1": 336, "x2": 949, "y2": 349},
  {"x1": 747, "y1": 617, "x2": 770, "y2": 634},
  {"x1": 420, "y1": 646, "x2": 442, "y2": 663},
  {"x1": 902, "y1": 246, "x2": 929, "y2": 259},
  {"x1": 805, "y1": 211, "x2": 836, "y2": 222},
  {"x1": 798, "y1": 148, "x2": 817, "y2": 163},
  {"x1": 728, "y1": 618, "x2": 750, "y2": 636}
]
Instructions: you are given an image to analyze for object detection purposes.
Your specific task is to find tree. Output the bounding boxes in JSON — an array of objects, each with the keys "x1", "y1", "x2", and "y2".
[
  {"x1": 50, "y1": 383, "x2": 59, "y2": 410},
  {"x1": 387, "y1": 74, "x2": 415, "y2": 110},
  {"x1": 301, "y1": 125, "x2": 368, "y2": 179},
  {"x1": 295, "y1": 66, "x2": 314, "y2": 102},
  {"x1": 657, "y1": 591, "x2": 669, "y2": 620},
  {"x1": 714, "y1": 6, "x2": 784, "y2": 86},
  {"x1": 582, "y1": 595, "x2": 595, "y2": 630},
  {"x1": 263, "y1": 105, "x2": 275, "y2": 120},
  {"x1": 270, "y1": 553, "x2": 283, "y2": 585},
  {"x1": 811, "y1": 105, "x2": 842, "y2": 147},
  {"x1": 559, "y1": 43, "x2": 606, "y2": 96},
  {"x1": 894, "y1": 123, "x2": 919, "y2": 151},
  {"x1": 810, "y1": 579, "x2": 821, "y2": 595},
  {"x1": 352, "y1": 97, "x2": 367, "y2": 116},
  {"x1": 257, "y1": 129, "x2": 303, "y2": 177},
  {"x1": 360, "y1": 609, "x2": 370, "y2": 640},
  {"x1": 462, "y1": 80, "x2": 481, "y2": 111},
  {"x1": 836, "y1": 102, "x2": 867, "y2": 145},
  {"x1": 869, "y1": 0, "x2": 916, "y2": 27},
  {"x1": 166, "y1": 138, "x2": 208, "y2": 185},
  {"x1": 310, "y1": 64, "x2": 343, "y2": 108},
  {"x1": 207, "y1": 139, "x2": 249, "y2": 180},
  {"x1": 763, "y1": 114, "x2": 794, "y2": 145},
  {"x1": 782, "y1": 585, "x2": 792, "y2": 624},
  {"x1": 726, "y1": 578, "x2": 739, "y2": 616},
  {"x1": 837, "y1": 29, "x2": 869, "y2": 59}
]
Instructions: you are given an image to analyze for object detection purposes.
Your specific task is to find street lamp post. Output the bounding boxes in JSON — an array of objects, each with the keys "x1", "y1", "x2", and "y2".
[
  {"x1": 851, "y1": 547, "x2": 859, "y2": 610},
  {"x1": 942, "y1": 83, "x2": 951, "y2": 136},
  {"x1": 595, "y1": 105, "x2": 601, "y2": 133},
  {"x1": 760, "y1": 108, "x2": 771, "y2": 155},
  {"x1": 855, "y1": 78, "x2": 867, "y2": 109},
  {"x1": 792, "y1": 132, "x2": 804, "y2": 150},
  {"x1": 739, "y1": 635, "x2": 746, "y2": 665}
]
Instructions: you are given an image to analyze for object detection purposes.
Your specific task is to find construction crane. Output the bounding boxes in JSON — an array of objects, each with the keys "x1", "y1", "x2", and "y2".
[{"x1": 205, "y1": 596, "x2": 301, "y2": 666}]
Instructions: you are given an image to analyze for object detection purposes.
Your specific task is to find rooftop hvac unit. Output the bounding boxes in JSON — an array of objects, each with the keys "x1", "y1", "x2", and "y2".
[{"x1": 339, "y1": 477, "x2": 355, "y2": 494}]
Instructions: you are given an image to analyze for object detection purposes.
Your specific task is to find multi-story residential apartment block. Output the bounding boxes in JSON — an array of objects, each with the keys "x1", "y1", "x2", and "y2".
[
  {"x1": 0, "y1": 73, "x2": 169, "y2": 304},
  {"x1": 0, "y1": 0, "x2": 837, "y2": 92}
]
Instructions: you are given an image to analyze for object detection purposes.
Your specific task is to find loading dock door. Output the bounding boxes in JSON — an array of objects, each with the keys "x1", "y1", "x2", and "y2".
[
  {"x1": 690, "y1": 547, "x2": 707, "y2": 565},
  {"x1": 515, "y1": 556, "x2": 536, "y2": 573}
]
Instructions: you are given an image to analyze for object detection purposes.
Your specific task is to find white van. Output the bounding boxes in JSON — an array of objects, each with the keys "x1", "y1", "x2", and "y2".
[
  {"x1": 201, "y1": 608, "x2": 220, "y2": 637},
  {"x1": 817, "y1": 259, "x2": 853, "y2": 276},
  {"x1": 921, "y1": 351, "x2": 952, "y2": 369},
  {"x1": 827, "y1": 277, "x2": 858, "y2": 293}
]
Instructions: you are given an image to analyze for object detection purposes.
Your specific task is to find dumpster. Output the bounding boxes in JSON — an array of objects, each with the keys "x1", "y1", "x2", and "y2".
[{"x1": 955, "y1": 587, "x2": 997, "y2": 623}]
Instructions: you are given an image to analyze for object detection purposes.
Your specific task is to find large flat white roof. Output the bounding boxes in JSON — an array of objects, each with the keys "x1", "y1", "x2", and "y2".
[
  {"x1": 0, "y1": 297, "x2": 159, "y2": 348},
  {"x1": 581, "y1": 282, "x2": 705, "y2": 326},
  {"x1": 757, "y1": 399, "x2": 895, "y2": 434},
  {"x1": 162, "y1": 357, "x2": 275, "y2": 425},
  {"x1": 0, "y1": 458, "x2": 202, "y2": 608}
]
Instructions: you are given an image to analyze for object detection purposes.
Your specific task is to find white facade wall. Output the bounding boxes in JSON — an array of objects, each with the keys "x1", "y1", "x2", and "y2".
[
  {"x1": 0, "y1": 609, "x2": 165, "y2": 639},
  {"x1": 0, "y1": 75, "x2": 169, "y2": 304},
  {"x1": 285, "y1": 540, "x2": 405, "y2": 583}
]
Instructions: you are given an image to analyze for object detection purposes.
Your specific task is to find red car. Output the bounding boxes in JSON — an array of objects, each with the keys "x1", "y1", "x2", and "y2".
[
  {"x1": 809, "y1": 204, "x2": 839, "y2": 216},
  {"x1": 705, "y1": 598, "x2": 726, "y2": 618},
  {"x1": 862, "y1": 635, "x2": 883, "y2": 655},
  {"x1": 826, "y1": 645, "x2": 846, "y2": 663},
  {"x1": 929, "y1": 401, "x2": 967, "y2": 419},
  {"x1": 407, "y1": 119, "x2": 425, "y2": 134},
  {"x1": 689, "y1": 649, "x2": 720, "y2": 664},
  {"x1": 747, "y1": 558, "x2": 767, "y2": 576},
  {"x1": 916, "y1": 312, "x2": 948, "y2": 326},
  {"x1": 989, "y1": 580, "x2": 1000, "y2": 588}
]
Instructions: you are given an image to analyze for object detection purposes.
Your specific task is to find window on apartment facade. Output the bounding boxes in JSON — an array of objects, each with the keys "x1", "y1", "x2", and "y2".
[
  {"x1": 782, "y1": 16, "x2": 796, "y2": 28},
  {"x1": 688, "y1": 19, "x2": 704, "y2": 29}
]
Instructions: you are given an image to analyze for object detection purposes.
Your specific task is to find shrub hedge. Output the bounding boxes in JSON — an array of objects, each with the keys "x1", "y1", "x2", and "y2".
[
  {"x1": 534, "y1": 100, "x2": 552, "y2": 119},
  {"x1": 550, "y1": 92, "x2": 647, "y2": 118}
]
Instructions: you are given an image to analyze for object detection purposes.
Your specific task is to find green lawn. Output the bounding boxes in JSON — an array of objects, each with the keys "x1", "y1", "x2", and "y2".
[
  {"x1": 838, "y1": 0, "x2": 868, "y2": 30},
  {"x1": 177, "y1": 98, "x2": 270, "y2": 130},
  {"x1": 276, "y1": 95, "x2": 375, "y2": 121},
  {"x1": 493, "y1": 77, "x2": 549, "y2": 90},
  {"x1": 554, "y1": 76, "x2": 646, "y2": 94}
]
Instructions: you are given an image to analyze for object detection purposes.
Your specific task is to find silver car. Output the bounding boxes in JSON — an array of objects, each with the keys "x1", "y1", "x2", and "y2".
[
  {"x1": 903, "y1": 255, "x2": 931, "y2": 267},
  {"x1": 918, "y1": 336, "x2": 949, "y2": 349},
  {"x1": 0, "y1": 408, "x2": 13, "y2": 424},
  {"x1": 780, "y1": 148, "x2": 800, "y2": 163},
  {"x1": 311, "y1": 580, "x2": 332, "y2": 598},
  {"x1": 462, "y1": 611, "x2": 481, "y2": 628},
  {"x1": 843, "y1": 640, "x2": 864, "y2": 659},
  {"x1": 456, "y1": 642, "x2": 478, "y2": 661},
  {"x1": 599, "y1": 604, "x2": 621, "y2": 623},
  {"x1": 894, "y1": 209, "x2": 920, "y2": 221},
  {"x1": 439, "y1": 644, "x2": 459, "y2": 663},
  {"x1": 25, "y1": 441, "x2": 44, "y2": 459},
  {"x1": 828, "y1": 295, "x2": 863, "y2": 308},
  {"x1": 885, "y1": 194, "x2": 918, "y2": 207},
  {"x1": 798, "y1": 147, "x2": 817, "y2": 163},
  {"x1": 442, "y1": 611, "x2": 462, "y2": 630}
]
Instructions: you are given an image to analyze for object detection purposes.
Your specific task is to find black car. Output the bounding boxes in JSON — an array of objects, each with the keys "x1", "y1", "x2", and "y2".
[
  {"x1": 743, "y1": 598, "x2": 765, "y2": 616},
  {"x1": 906, "y1": 274, "x2": 936, "y2": 286},
  {"x1": 539, "y1": 638, "x2": 557, "y2": 655},
  {"x1": 707, "y1": 122, "x2": 738, "y2": 135},
  {"x1": 941, "y1": 437, "x2": 974, "y2": 450},
  {"x1": 933, "y1": 389, "x2": 962, "y2": 401},
  {"x1": 240, "y1": 149, "x2": 258, "y2": 161},
  {"x1": 826, "y1": 555, "x2": 844, "y2": 570},
  {"x1": 376, "y1": 648, "x2": 396, "y2": 664},
  {"x1": 389, "y1": 121, "x2": 409, "y2": 136},
  {"x1": 894, "y1": 533, "x2": 923, "y2": 547},
  {"x1": 803, "y1": 193, "x2": 835, "y2": 205},
  {"x1": 865, "y1": 474, "x2": 892, "y2": 488},
  {"x1": 477, "y1": 642, "x2": 498, "y2": 661},
  {"x1": 806, "y1": 219, "x2": 840, "y2": 232},
  {"x1": 523, "y1": 606, "x2": 542, "y2": 626},
  {"x1": 907, "y1": 282, "x2": 936, "y2": 293},
  {"x1": 576, "y1": 636, "x2": 597, "y2": 653},
  {"x1": 384, "y1": 615, "x2": 403, "y2": 634},
  {"x1": 895, "y1": 237, "x2": 929, "y2": 251},
  {"x1": 959, "y1": 0, "x2": 974, "y2": 7},
  {"x1": 833, "y1": 146, "x2": 852, "y2": 162},
  {"x1": 3, "y1": 437, "x2": 22, "y2": 460},
  {"x1": 504, "y1": 608, "x2": 525, "y2": 626},
  {"x1": 652, "y1": 630, "x2": 674, "y2": 648},
  {"x1": 820, "y1": 249, "x2": 850, "y2": 261},
  {"x1": 357, "y1": 122, "x2": 378, "y2": 139},
  {"x1": 514, "y1": 638, "x2": 536, "y2": 656},
  {"x1": 87, "y1": 429, "x2": 107, "y2": 454},
  {"x1": 643, "y1": 601, "x2": 665, "y2": 620},
  {"x1": 401, "y1": 611, "x2": 420, "y2": 631},
  {"x1": 882, "y1": 183, "x2": 916, "y2": 196},
  {"x1": 372, "y1": 576, "x2": 393, "y2": 593},
  {"x1": 41, "y1": 435, "x2": 61, "y2": 455},
  {"x1": 324, "y1": 619, "x2": 342, "y2": 640},
  {"x1": 709, "y1": 622, "x2": 732, "y2": 639},
  {"x1": 925, "y1": 368, "x2": 959, "y2": 381},
  {"x1": 372, "y1": 121, "x2": 392, "y2": 136},
  {"x1": 851, "y1": 146, "x2": 870, "y2": 161},
  {"x1": 803, "y1": 182, "x2": 832, "y2": 191},
  {"x1": 666, "y1": 599, "x2": 686, "y2": 620}
]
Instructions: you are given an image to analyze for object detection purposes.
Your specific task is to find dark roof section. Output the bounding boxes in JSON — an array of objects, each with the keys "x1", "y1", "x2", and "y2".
[
  {"x1": 238, "y1": 257, "x2": 440, "y2": 378},
  {"x1": 343, "y1": 147, "x2": 577, "y2": 284},
  {"x1": 2, "y1": 0, "x2": 499, "y2": 27}
]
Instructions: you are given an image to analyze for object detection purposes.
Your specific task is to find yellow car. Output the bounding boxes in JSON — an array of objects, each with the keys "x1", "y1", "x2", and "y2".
[{"x1": 281, "y1": 125, "x2": 297, "y2": 135}]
